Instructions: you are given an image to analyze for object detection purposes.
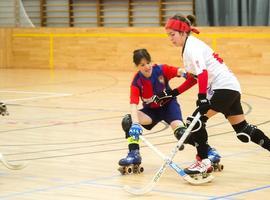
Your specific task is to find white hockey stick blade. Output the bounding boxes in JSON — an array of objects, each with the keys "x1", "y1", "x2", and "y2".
[
  {"x1": 0, "y1": 154, "x2": 27, "y2": 170},
  {"x1": 183, "y1": 174, "x2": 214, "y2": 185},
  {"x1": 123, "y1": 183, "x2": 154, "y2": 195},
  {"x1": 123, "y1": 164, "x2": 214, "y2": 195},
  {"x1": 124, "y1": 161, "x2": 168, "y2": 195}
]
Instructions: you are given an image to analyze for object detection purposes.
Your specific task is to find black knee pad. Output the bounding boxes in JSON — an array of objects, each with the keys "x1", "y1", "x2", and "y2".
[
  {"x1": 174, "y1": 125, "x2": 195, "y2": 146},
  {"x1": 233, "y1": 120, "x2": 270, "y2": 147},
  {"x1": 186, "y1": 115, "x2": 208, "y2": 132},
  {"x1": 174, "y1": 126, "x2": 186, "y2": 140},
  {"x1": 185, "y1": 115, "x2": 209, "y2": 147},
  {"x1": 233, "y1": 120, "x2": 254, "y2": 143},
  {"x1": 122, "y1": 114, "x2": 132, "y2": 138}
]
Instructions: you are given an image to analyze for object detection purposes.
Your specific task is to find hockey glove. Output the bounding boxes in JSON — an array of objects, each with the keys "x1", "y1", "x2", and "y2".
[
  {"x1": 196, "y1": 94, "x2": 210, "y2": 115},
  {"x1": 129, "y1": 123, "x2": 143, "y2": 140},
  {"x1": 153, "y1": 89, "x2": 179, "y2": 105}
]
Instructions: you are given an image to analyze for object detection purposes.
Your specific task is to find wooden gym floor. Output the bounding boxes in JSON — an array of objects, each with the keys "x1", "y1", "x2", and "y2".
[{"x1": 0, "y1": 68, "x2": 269, "y2": 200}]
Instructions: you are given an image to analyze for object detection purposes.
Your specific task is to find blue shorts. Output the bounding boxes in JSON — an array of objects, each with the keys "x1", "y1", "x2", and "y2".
[{"x1": 140, "y1": 99, "x2": 183, "y2": 130}]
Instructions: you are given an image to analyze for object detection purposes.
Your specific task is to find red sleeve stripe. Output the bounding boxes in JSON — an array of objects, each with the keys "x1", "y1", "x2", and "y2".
[
  {"x1": 197, "y1": 70, "x2": 208, "y2": 94},
  {"x1": 176, "y1": 73, "x2": 197, "y2": 94},
  {"x1": 130, "y1": 85, "x2": 140, "y2": 104}
]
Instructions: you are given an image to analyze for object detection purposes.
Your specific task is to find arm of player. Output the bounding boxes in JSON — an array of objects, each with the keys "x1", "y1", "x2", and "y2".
[
  {"x1": 196, "y1": 70, "x2": 210, "y2": 114},
  {"x1": 154, "y1": 72, "x2": 197, "y2": 104},
  {"x1": 177, "y1": 67, "x2": 187, "y2": 79},
  {"x1": 130, "y1": 104, "x2": 139, "y2": 124}
]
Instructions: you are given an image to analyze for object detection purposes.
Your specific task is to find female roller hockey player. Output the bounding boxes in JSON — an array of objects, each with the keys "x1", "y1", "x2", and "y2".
[
  {"x1": 118, "y1": 48, "x2": 221, "y2": 175},
  {"x1": 156, "y1": 14, "x2": 270, "y2": 177}
]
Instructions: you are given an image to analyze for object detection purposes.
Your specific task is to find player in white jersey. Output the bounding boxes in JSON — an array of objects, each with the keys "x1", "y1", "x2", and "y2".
[{"x1": 154, "y1": 14, "x2": 270, "y2": 177}]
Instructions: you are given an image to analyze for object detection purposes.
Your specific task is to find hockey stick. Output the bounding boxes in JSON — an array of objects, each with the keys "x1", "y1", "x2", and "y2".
[
  {"x1": 124, "y1": 112, "x2": 213, "y2": 195},
  {"x1": 139, "y1": 135, "x2": 213, "y2": 185},
  {"x1": 0, "y1": 153, "x2": 27, "y2": 170}
]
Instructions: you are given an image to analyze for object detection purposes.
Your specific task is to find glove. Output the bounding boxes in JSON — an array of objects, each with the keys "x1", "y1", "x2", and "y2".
[
  {"x1": 153, "y1": 89, "x2": 179, "y2": 105},
  {"x1": 129, "y1": 123, "x2": 143, "y2": 140},
  {"x1": 0, "y1": 102, "x2": 8, "y2": 116},
  {"x1": 196, "y1": 94, "x2": 210, "y2": 115}
]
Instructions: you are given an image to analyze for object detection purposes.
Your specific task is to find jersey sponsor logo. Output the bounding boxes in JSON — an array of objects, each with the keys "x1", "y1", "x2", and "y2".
[{"x1": 158, "y1": 75, "x2": 165, "y2": 85}]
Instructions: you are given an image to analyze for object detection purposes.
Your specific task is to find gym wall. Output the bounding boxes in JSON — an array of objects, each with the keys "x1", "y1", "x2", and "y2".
[{"x1": 0, "y1": 27, "x2": 270, "y2": 74}]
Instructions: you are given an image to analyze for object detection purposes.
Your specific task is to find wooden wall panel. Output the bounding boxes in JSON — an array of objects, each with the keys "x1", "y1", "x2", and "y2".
[
  {"x1": 0, "y1": 27, "x2": 270, "y2": 74},
  {"x1": 12, "y1": 36, "x2": 50, "y2": 68},
  {"x1": 0, "y1": 28, "x2": 12, "y2": 68}
]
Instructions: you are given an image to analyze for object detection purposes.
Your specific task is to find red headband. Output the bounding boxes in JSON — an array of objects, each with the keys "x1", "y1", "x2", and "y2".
[{"x1": 165, "y1": 18, "x2": 200, "y2": 34}]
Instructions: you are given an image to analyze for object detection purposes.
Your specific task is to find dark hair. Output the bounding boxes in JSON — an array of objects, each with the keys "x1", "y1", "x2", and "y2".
[
  {"x1": 171, "y1": 14, "x2": 197, "y2": 33},
  {"x1": 133, "y1": 49, "x2": 151, "y2": 65}
]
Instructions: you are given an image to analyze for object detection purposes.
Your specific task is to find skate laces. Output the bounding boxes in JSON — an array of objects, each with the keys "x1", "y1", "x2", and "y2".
[
  {"x1": 188, "y1": 155, "x2": 202, "y2": 169},
  {"x1": 188, "y1": 160, "x2": 201, "y2": 169},
  {"x1": 201, "y1": 159, "x2": 213, "y2": 172},
  {"x1": 189, "y1": 159, "x2": 212, "y2": 172}
]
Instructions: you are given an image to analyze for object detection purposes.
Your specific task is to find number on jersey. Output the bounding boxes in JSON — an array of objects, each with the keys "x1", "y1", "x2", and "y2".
[{"x1": 213, "y1": 53, "x2": 223, "y2": 64}]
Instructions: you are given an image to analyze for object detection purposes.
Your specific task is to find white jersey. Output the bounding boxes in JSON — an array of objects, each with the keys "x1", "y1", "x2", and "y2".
[{"x1": 183, "y1": 35, "x2": 241, "y2": 98}]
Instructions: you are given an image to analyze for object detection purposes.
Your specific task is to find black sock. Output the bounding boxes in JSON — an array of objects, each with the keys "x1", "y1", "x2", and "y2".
[{"x1": 128, "y1": 143, "x2": 139, "y2": 151}]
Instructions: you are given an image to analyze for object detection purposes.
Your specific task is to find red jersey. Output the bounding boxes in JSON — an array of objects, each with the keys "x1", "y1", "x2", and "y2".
[{"x1": 130, "y1": 64, "x2": 179, "y2": 108}]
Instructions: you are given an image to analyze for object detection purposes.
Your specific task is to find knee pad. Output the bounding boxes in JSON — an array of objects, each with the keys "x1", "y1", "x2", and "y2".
[
  {"x1": 233, "y1": 121, "x2": 256, "y2": 143},
  {"x1": 174, "y1": 126, "x2": 195, "y2": 146},
  {"x1": 174, "y1": 126, "x2": 186, "y2": 141},
  {"x1": 186, "y1": 115, "x2": 208, "y2": 133},
  {"x1": 185, "y1": 115, "x2": 209, "y2": 147},
  {"x1": 122, "y1": 114, "x2": 132, "y2": 138}
]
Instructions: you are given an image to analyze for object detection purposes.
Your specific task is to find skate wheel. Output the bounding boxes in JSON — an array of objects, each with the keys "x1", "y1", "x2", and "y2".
[
  {"x1": 118, "y1": 167, "x2": 125, "y2": 175},
  {"x1": 189, "y1": 172, "x2": 212, "y2": 181},
  {"x1": 133, "y1": 165, "x2": 138, "y2": 173},
  {"x1": 202, "y1": 172, "x2": 211, "y2": 179},
  {"x1": 218, "y1": 164, "x2": 224, "y2": 171},
  {"x1": 139, "y1": 166, "x2": 144, "y2": 173},
  {"x1": 189, "y1": 174, "x2": 198, "y2": 180},
  {"x1": 208, "y1": 166, "x2": 214, "y2": 173},
  {"x1": 126, "y1": 166, "x2": 133, "y2": 174},
  {"x1": 212, "y1": 163, "x2": 221, "y2": 172},
  {"x1": 133, "y1": 165, "x2": 144, "y2": 174}
]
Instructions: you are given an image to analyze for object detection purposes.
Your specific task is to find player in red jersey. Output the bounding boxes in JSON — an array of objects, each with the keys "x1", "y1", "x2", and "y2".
[{"x1": 118, "y1": 48, "x2": 220, "y2": 175}]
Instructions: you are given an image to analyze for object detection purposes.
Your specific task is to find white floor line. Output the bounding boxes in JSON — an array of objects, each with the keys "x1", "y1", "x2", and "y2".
[
  {"x1": 0, "y1": 90, "x2": 73, "y2": 102},
  {"x1": 0, "y1": 90, "x2": 72, "y2": 95}
]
